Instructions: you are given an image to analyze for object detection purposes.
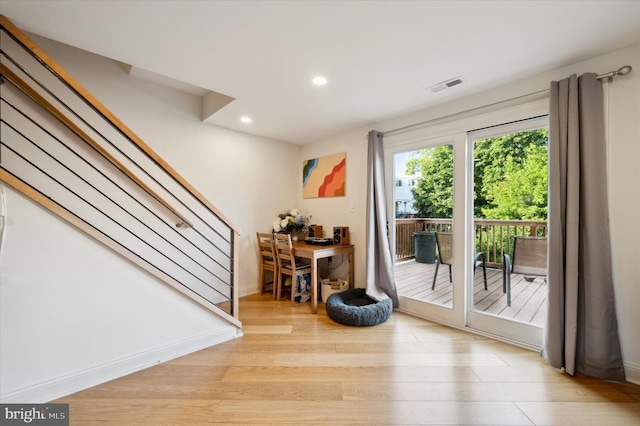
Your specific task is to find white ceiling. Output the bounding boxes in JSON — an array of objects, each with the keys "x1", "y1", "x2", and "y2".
[{"x1": 1, "y1": 1, "x2": 639, "y2": 145}]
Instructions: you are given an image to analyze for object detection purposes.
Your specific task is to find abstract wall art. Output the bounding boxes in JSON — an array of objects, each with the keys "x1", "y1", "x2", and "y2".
[{"x1": 302, "y1": 152, "x2": 346, "y2": 198}]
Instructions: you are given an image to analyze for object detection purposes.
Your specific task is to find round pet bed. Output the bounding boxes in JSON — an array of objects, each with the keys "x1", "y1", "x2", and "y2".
[{"x1": 326, "y1": 288, "x2": 392, "y2": 326}]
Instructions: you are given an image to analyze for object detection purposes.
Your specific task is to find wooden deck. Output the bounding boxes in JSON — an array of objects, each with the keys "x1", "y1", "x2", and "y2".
[{"x1": 395, "y1": 259, "x2": 547, "y2": 327}]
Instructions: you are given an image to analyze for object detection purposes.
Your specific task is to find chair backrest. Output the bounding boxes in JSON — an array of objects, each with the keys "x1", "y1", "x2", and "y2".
[
  {"x1": 512, "y1": 236, "x2": 547, "y2": 276},
  {"x1": 435, "y1": 232, "x2": 453, "y2": 265},
  {"x1": 273, "y1": 233, "x2": 295, "y2": 271},
  {"x1": 256, "y1": 232, "x2": 276, "y2": 264}
]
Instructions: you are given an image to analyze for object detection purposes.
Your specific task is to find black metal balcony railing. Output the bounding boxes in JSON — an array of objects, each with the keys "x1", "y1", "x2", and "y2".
[{"x1": 396, "y1": 218, "x2": 547, "y2": 268}]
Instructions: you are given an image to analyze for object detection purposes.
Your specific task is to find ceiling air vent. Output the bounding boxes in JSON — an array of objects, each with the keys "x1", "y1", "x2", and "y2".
[{"x1": 428, "y1": 76, "x2": 465, "y2": 93}]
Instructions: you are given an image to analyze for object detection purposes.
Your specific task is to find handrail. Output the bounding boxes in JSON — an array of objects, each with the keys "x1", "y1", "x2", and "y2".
[
  {"x1": 0, "y1": 14, "x2": 239, "y2": 236},
  {"x1": 0, "y1": 62, "x2": 193, "y2": 228}
]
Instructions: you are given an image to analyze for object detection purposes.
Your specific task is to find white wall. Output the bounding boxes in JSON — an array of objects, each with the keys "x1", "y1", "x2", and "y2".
[
  {"x1": 0, "y1": 188, "x2": 237, "y2": 402},
  {"x1": 299, "y1": 126, "x2": 370, "y2": 287},
  {"x1": 304, "y1": 44, "x2": 640, "y2": 382},
  {"x1": 0, "y1": 35, "x2": 300, "y2": 402},
  {"x1": 29, "y1": 34, "x2": 301, "y2": 296},
  {"x1": 605, "y1": 46, "x2": 640, "y2": 383}
]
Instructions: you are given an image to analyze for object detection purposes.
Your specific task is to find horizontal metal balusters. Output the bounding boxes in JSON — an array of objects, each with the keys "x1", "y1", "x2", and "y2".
[{"x1": 0, "y1": 18, "x2": 238, "y2": 320}]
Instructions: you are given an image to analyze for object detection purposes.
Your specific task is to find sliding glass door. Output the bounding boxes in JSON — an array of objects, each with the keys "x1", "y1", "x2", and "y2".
[
  {"x1": 385, "y1": 93, "x2": 549, "y2": 347},
  {"x1": 389, "y1": 134, "x2": 465, "y2": 327},
  {"x1": 466, "y1": 116, "x2": 549, "y2": 348}
]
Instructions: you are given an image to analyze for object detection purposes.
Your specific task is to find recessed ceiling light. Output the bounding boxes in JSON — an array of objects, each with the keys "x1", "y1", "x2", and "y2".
[
  {"x1": 240, "y1": 116, "x2": 252, "y2": 123},
  {"x1": 312, "y1": 76, "x2": 327, "y2": 86}
]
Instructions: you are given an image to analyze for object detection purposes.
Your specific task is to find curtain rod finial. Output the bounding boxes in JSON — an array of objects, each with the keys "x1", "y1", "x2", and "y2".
[{"x1": 617, "y1": 65, "x2": 632, "y2": 76}]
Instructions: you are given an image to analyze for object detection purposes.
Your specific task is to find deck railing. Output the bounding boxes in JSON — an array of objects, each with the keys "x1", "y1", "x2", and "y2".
[
  {"x1": 394, "y1": 218, "x2": 452, "y2": 261},
  {"x1": 396, "y1": 218, "x2": 547, "y2": 268}
]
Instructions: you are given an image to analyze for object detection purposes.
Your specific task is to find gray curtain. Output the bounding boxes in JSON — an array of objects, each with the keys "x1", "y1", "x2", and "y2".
[
  {"x1": 365, "y1": 130, "x2": 398, "y2": 307},
  {"x1": 543, "y1": 73, "x2": 625, "y2": 382}
]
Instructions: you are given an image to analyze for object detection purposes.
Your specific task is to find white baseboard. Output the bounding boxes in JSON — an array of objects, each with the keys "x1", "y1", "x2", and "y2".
[
  {"x1": 1, "y1": 326, "x2": 240, "y2": 403},
  {"x1": 239, "y1": 281, "x2": 260, "y2": 297},
  {"x1": 624, "y1": 361, "x2": 640, "y2": 385}
]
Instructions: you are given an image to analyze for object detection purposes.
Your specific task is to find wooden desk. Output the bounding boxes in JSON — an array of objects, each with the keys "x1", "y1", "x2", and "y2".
[{"x1": 292, "y1": 241, "x2": 354, "y2": 314}]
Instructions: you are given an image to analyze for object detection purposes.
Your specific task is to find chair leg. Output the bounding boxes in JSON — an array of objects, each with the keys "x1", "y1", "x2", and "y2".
[
  {"x1": 503, "y1": 254, "x2": 512, "y2": 306},
  {"x1": 432, "y1": 261, "x2": 440, "y2": 290},
  {"x1": 275, "y1": 272, "x2": 281, "y2": 300},
  {"x1": 271, "y1": 265, "x2": 278, "y2": 296},
  {"x1": 473, "y1": 253, "x2": 488, "y2": 290},
  {"x1": 482, "y1": 264, "x2": 487, "y2": 290},
  {"x1": 261, "y1": 268, "x2": 273, "y2": 295},
  {"x1": 271, "y1": 270, "x2": 277, "y2": 294},
  {"x1": 291, "y1": 274, "x2": 296, "y2": 307},
  {"x1": 502, "y1": 271, "x2": 512, "y2": 306}
]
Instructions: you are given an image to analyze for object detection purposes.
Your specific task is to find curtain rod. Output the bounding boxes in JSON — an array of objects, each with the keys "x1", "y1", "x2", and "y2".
[
  {"x1": 382, "y1": 65, "x2": 632, "y2": 137},
  {"x1": 597, "y1": 65, "x2": 633, "y2": 81}
]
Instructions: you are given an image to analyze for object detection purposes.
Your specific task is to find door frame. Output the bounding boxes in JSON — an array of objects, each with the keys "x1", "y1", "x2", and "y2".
[
  {"x1": 387, "y1": 134, "x2": 465, "y2": 328},
  {"x1": 384, "y1": 95, "x2": 550, "y2": 346},
  {"x1": 465, "y1": 115, "x2": 549, "y2": 348}
]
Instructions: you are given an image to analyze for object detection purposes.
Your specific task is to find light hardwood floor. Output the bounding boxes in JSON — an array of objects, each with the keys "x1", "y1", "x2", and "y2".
[{"x1": 55, "y1": 292, "x2": 640, "y2": 425}]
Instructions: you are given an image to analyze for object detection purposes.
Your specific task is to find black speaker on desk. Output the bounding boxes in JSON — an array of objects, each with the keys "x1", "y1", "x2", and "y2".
[
  {"x1": 333, "y1": 226, "x2": 350, "y2": 245},
  {"x1": 308, "y1": 225, "x2": 323, "y2": 238}
]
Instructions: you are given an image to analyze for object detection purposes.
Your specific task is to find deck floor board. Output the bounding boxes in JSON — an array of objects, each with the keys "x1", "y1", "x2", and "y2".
[{"x1": 395, "y1": 259, "x2": 546, "y2": 327}]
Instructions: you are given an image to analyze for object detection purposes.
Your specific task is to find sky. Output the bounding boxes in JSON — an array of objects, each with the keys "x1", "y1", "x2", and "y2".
[{"x1": 394, "y1": 151, "x2": 413, "y2": 178}]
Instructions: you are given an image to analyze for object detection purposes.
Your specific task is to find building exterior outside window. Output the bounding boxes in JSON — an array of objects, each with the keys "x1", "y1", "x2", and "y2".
[{"x1": 395, "y1": 176, "x2": 418, "y2": 217}]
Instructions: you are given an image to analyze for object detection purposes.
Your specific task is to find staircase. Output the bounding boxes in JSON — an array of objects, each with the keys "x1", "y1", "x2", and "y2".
[{"x1": 0, "y1": 15, "x2": 240, "y2": 327}]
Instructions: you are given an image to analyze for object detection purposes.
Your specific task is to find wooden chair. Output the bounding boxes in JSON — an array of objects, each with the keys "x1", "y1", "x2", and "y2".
[
  {"x1": 273, "y1": 233, "x2": 312, "y2": 305},
  {"x1": 503, "y1": 236, "x2": 547, "y2": 306},
  {"x1": 432, "y1": 232, "x2": 487, "y2": 290},
  {"x1": 256, "y1": 232, "x2": 278, "y2": 297}
]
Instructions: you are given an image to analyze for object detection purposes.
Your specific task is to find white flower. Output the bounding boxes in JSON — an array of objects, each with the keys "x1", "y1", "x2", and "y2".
[{"x1": 272, "y1": 208, "x2": 311, "y2": 233}]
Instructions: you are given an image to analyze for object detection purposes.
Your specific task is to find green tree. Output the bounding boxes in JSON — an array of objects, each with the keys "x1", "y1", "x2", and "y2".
[
  {"x1": 405, "y1": 145, "x2": 453, "y2": 218},
  {"x1": 481, "y1": 143, "x2": 548, "y2": 220},
  {"x1": 406, "y1": 128, "x2": 548, "y2": 220},
  {"x1": 473, "y1": 129, "x2": 548, "y2": 218}
]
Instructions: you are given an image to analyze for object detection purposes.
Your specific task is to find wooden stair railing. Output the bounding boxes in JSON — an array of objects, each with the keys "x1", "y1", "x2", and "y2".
[
  {"x1": 0, "y1": 15, "x2": 241, "y2": 327},
  {"x1": 0, "y1": 62, "x2": 193, "y2": 228}
]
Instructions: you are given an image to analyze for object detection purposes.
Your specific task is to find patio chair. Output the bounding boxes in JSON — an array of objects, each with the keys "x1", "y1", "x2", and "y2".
[
  {"x1": 503, "y1": 236, "x2": 547, "y2": 306},
  {"x1": 432, "y1": 232, "x2": 487, "y2": 290}
]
